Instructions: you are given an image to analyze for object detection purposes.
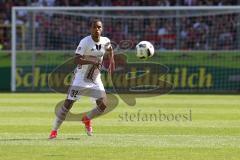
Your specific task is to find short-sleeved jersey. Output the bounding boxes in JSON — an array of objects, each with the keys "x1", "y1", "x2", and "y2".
[{"x1": 75, "y1": 35, "x2": 111, "y2": 79}]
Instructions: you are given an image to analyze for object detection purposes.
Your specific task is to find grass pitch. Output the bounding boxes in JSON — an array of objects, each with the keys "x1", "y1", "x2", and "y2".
[{"x1": 0, "y1": 93, "x2": 239, "y2": 160}]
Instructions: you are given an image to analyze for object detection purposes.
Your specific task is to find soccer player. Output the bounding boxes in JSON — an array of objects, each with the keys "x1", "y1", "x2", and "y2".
[{"x1": 49, "y1": 19, "x2": 115, "y2": 139}]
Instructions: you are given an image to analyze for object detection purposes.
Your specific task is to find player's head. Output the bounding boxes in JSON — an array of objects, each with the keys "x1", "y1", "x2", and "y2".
[{"x1": 90, "y1": 18, "x2": 103, "y2": 39}]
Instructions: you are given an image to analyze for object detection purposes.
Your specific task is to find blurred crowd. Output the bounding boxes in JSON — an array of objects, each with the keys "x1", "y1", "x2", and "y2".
[
  {"x1": 37, "y1": 13, "x2": 236, "y2": 51},
  {"x1": 0, "y1": 0, "x2": 238, "y2": 50}
]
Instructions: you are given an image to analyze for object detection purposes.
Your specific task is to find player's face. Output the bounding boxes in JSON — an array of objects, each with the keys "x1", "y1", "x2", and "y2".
[{"x1": 91, "y1": 21, "x2": 103, "y2": 39}]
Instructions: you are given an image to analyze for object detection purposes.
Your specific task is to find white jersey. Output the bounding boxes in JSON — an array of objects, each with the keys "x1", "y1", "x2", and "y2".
[
  {"x1": 75, "y1": 35, "x2": 110, "y2": 79},
  {"x1": 67, "y1": 35, "x2": 110, "y2": 100}
]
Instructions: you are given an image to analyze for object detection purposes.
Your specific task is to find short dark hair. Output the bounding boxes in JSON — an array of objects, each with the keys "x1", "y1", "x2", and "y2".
[{"x1": 89, "y1": 18, "x2": 102, "y2": 26}]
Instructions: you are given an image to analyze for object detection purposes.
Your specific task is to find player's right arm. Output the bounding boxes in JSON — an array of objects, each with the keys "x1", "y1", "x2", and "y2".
[
  {"x1": 74, "y1": 39, "x2": 99, "y2": 66},
  {"x1": 74, "y1": 55, "x2": 99, "y2": 66}
]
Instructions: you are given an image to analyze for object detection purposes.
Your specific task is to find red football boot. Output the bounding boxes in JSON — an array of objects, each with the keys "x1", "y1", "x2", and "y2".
[
  {"x1": 82, "y1": 116, "x2": 93, "y2": 136},
  {"x1": 49, "y1": 130, "x2": 57, "y2": 139}
]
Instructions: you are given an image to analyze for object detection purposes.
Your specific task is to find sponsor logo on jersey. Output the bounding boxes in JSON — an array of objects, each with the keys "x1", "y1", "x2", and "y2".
[
  {"x1": 77, "y1": 46, "x2": 81, "y2": 51},
  {"x1": 96, "y1": 44, "x2": 101, "y2": 50}
]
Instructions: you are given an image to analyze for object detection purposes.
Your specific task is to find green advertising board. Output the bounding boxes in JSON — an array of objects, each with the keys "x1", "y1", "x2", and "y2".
[
  {"x1": 14, "y1": 65, "x2": 239, "y2": 93},
  {"x1": 0, "y1": 67, "x2": 10, "y2": 91},
  {"x1": 0, "y1": 51, "x2": 239, "y2": 93},
  {"x1": 0, "y1": 52, "x2": 10, "y2": 91}
]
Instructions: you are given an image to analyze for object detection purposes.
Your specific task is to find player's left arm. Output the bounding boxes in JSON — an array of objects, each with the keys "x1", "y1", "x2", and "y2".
[{"x1": 106, "y1": 43, "x2": 115, "y2": 75}]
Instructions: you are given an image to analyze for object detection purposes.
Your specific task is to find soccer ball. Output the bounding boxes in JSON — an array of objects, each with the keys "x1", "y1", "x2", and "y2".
[{"x1": 136, "y1": 41, "x2": 154, "y2": 60}]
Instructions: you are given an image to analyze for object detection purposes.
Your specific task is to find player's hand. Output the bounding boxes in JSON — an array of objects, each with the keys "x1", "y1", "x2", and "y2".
[{"x1": 93, "y1": 60, "x2": 102, "y2": 69}]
